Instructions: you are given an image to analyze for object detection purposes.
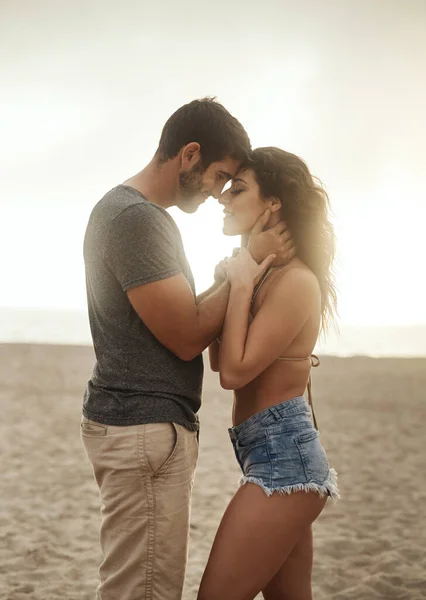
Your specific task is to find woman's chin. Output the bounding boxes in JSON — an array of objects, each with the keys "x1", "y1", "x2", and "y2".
[
  {"x1": 223, "y1": 218, "x2": 246, "y2": 237},
  {"x1": 223, "y1": 228, "x2": 234, "y2": 236},
  {"x1": 223, "y1": 225, "x2": 241, "y2": 236}
]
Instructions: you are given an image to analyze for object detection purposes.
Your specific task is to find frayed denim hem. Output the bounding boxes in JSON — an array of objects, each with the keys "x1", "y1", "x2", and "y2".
[{"x1": 239, "y1": 467, "x2": 340, "y2": 501}]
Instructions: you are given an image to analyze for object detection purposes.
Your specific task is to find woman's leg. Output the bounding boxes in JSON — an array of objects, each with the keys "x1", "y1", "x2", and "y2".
[
  {"x1": 262, "y1": 526, "x2": 314, "y2": 600},
  {"x1": 197, "y1": 484, "x2": 326, "y2": 600}
]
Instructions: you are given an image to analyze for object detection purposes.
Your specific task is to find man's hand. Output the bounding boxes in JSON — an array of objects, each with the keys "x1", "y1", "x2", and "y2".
[
  {"x1": 213, "y1": 249, "x2": 241, "y2": 284},
  {"x1": 248, "y1": 210, "x2": 295, "y2": 265}
]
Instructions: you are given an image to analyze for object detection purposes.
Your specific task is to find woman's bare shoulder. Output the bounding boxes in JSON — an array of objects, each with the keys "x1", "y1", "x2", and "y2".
[{"x1": 271, "y1": 262, "x2": 320, "y2": 305}]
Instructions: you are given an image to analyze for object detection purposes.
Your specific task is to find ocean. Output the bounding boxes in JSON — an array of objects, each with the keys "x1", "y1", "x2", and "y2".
[{"x1": 0, "y1": 308, "x2": 425, "y2": 357}]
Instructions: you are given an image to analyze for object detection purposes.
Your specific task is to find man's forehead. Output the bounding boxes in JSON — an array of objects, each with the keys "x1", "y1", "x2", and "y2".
[{"x1": 215, "y1": 157, "x2": 241, "y2": 179}]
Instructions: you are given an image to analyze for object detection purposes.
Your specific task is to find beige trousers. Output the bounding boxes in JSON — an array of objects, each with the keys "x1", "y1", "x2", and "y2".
[{"x1": 81, "y1": 417, "x2": 198, "y2": 600}]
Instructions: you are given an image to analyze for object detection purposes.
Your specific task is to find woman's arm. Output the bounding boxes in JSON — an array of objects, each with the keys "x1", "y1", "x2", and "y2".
[{"x1": 219, "y1": 257, "x2": 318, "y2": 390}]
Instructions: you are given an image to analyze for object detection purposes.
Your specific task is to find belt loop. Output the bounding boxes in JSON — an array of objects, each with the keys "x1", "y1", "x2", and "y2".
[{"x1": 269, "y1": 406, "x2": 281, "y2": 421}]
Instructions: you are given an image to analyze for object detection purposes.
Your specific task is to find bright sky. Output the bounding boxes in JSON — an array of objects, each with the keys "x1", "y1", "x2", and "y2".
[{"x1": 1, "y1": 0, "x2": 425, "y2": 326}]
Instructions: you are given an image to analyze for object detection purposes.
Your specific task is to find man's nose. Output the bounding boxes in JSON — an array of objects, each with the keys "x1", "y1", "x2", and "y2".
[{"x1": 212, "y1": 181, "x2": 229, "y2": 201}]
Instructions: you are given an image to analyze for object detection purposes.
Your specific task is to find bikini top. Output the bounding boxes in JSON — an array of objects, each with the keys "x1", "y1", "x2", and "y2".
[{"x1": 251, "y1": 266, "x2": 320, "y2": 430}]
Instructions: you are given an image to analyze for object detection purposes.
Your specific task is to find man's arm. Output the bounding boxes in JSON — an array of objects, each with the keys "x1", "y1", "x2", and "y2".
[
  {"x1": 104, "y1": 202, "x2": 231, "y2": 362},
  {"x1": 127, "y1": 275, "x2": 230, "y2": 361},
  {"x1": 109, "y1": 204, "x2": 293, "y2": 364},
  {"x1": 208, "y1": 340, "x2": 220, "y2": 372},
  {"x1": 196, "y1": 281, "x2": 221, "y2": 304},
  {"x1": 131, "y1": 208, "x2": 294, "y2": 362}
]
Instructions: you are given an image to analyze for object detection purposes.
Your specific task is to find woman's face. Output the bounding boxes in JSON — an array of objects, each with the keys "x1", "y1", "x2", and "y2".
[{"x1": 219, "y1": 169, "x2": 267, "y2": 236}]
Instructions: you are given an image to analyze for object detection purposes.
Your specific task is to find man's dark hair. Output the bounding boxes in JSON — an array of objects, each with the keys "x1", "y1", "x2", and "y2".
[{"x1": 156, "y1": 97, "x2": 251, "y2": 168}]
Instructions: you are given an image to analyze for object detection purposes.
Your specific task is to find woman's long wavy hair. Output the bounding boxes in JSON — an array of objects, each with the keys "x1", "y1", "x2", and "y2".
[{"x1": 244, "y1": 147, "x2": 338, "y2": 332}]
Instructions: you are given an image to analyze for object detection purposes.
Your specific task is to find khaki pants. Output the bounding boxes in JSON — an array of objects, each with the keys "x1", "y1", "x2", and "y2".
[{"x1": 81, "y1": 417, "x2": 198, "y2": 600}]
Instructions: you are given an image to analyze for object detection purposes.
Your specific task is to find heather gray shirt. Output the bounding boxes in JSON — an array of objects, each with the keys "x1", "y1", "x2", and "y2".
[{"x1": 83, "y1": 185, "x2": 203, "y2": 430}]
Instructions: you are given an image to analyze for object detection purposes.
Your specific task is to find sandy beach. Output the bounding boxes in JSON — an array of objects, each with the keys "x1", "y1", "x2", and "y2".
[{"x1": 1, "y1": 343, "x2": 425, "y2": 600}]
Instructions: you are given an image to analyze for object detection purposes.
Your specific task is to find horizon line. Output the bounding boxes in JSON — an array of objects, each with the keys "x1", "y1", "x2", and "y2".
[{"x1": 0, "y1": 306, "x2": 425, "y2": 330}]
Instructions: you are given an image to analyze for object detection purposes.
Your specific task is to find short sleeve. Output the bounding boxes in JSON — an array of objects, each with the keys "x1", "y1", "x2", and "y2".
[{"x1": 104, "y1": 203, "x2": 182, "y2": 291}]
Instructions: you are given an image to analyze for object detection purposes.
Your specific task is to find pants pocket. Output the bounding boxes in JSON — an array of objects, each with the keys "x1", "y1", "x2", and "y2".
[
  {"x1": 144, "y1": 422, "x2": 179, "y2": 475},
  {"x1": 80, "y1": 417, "x2": 108, "y2": 437}
]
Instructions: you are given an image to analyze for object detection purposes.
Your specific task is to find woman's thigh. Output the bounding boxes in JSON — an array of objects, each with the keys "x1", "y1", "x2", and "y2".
[
  {"x1": 197, "y1": 484, "x2": 326, "y2": 600},
  {"x1": 262, "y1": 526, "x2": 313, "y2": 600}
]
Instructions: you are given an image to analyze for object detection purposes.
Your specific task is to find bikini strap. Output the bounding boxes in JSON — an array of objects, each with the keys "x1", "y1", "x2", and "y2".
[
  {"x1": 307, "y1": 354, "x2": 320, "y2": 430},
  {"x1": 251, "y1": 268, "x2": 271, "y2": 307},
  {"x1": 271, "y1": 353, "x2": 321, "y2": 430},
  {"x1": 311, "y1": 354, "x2": 320, "y2": 367},
  {"x1": 251, "y1": 266, "x2": 282, "y2": 307}
]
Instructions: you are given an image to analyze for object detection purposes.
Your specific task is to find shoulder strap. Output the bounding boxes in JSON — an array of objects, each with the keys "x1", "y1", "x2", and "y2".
[
  {"x1": 307, "y1": 354, "x2": 320, "y2": 430},
  {"x1": 251, "y1": 266, "x2": 281, "y2": 307},
  {"x1": 307, "y1": 376, "x2": 318, "y2": 430}
]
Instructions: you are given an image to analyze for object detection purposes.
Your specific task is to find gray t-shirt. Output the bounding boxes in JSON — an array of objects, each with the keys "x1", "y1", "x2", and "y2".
[{"x1": 82, "y1": 185, "x2": 203, "y2": 430}]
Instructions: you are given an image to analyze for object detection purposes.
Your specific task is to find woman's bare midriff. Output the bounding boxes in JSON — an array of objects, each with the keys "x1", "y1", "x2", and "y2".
[
  {"x1": 232, "y1": 261, "x2": 320, "y2": 427},
  {"x1": 232, "y1": 359, "x2": 312, "y2": 426}
]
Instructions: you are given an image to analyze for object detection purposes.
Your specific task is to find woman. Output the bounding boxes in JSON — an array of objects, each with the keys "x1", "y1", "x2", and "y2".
[{"x1": 197, "y1": 147, "x2": 339, "y2": 600}]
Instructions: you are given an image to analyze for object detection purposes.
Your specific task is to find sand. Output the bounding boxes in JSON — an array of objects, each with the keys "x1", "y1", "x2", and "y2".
[{"x1": 1, "y1": 343, "x2": 425, "y2": 599}]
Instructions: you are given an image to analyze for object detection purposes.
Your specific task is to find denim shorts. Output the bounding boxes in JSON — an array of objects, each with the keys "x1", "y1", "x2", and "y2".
[{"x1": 229, "y1": 395, "x2": 339, "y2": 499}]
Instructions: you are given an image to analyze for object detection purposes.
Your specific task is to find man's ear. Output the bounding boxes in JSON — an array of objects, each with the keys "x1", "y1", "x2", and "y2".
[
  {"x1": 181, "y1": 142, "x2": 201, "y2": 169},
  {"x1": 267, "y1": 196, "x2": 282, "y2": 212}
]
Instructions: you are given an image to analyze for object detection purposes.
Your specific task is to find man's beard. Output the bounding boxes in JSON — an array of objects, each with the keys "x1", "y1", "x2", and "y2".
[{"x1": 178, "y1": 162, "x2": 205, "y2": 213}]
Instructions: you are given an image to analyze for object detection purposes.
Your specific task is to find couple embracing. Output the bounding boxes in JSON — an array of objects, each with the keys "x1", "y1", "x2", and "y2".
[{"x1": 81, "y1": 98, "x2": 339, "y2": 600}]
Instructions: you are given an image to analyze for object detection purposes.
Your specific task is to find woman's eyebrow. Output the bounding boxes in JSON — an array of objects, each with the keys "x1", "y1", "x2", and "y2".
[{"x1": 233, "y1": 177, "x2": 247, "y2": 185}]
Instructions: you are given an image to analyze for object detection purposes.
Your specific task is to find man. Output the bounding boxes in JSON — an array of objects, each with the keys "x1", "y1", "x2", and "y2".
[{"x1": 81, "y1": 98, "x2": 292, "y2": 600}]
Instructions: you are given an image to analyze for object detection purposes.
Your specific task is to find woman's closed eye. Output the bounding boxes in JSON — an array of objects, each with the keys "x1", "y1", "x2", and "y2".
[{"x1": 230, "y1": 189, "x2": 243, "y2": 196}]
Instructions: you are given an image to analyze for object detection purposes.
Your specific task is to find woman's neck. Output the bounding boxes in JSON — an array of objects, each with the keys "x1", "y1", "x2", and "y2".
[
  {"x1": 241, "y1": 211, "x2": 282, "y2": 247},
  {"x1": 242, "y1": 211, "x2": 287, "y2": 266}
]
